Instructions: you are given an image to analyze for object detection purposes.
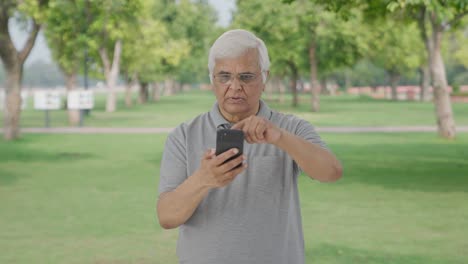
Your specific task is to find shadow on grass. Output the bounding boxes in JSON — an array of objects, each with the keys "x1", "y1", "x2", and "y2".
[
  {"x1": 307, "y1": 243, "x2": 461, "y2": 264},
  {"x1": 333, "y1": 141, "x2": 468, "y2": 193},
  {"x1": 0, "y1": 146, "x2": 95, "y2": 186},
  {"x1": 0, "y1": 138, "x2": 95, "y2": 163},
  {"x1": 0, "y1": 168, "x2": 20, "y2": 186},
  {"x1": 0, "y1": 141, "x2": 95, "y2": 185}
]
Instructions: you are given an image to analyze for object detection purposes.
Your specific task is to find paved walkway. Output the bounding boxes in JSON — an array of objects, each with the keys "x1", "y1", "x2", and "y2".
[{"x1": 6, "y1": 126, "x2": 468, "y2": 134}]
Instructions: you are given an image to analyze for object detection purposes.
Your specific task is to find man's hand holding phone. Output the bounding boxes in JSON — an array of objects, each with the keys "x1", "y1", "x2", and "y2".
[{"x1": 196, "y1": 147, "x2": 247, "y2": 189}]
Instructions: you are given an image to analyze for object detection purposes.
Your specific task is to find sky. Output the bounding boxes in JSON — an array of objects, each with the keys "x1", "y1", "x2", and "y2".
[{"x1": 9, "y1": 0, "x2": 235, "y2": 66}]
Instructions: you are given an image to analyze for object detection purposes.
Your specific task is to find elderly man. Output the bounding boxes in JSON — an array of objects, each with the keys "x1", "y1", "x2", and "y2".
[{"x1": 157, "y1": 29, "x2": 342, "y2": 264}]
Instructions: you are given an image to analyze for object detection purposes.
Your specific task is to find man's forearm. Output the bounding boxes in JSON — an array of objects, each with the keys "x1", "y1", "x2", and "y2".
[
  {"x1": 275, "y1": 130, "x2": 342, "y2": 182},
  {"x1": 157, "y1": 172, "x2": 211, "y2": 229}
]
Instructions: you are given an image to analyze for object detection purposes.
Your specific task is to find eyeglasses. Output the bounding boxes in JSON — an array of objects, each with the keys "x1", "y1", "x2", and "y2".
[{"x1": 213, "y1": 72, "x2": 261, "y2": 85}]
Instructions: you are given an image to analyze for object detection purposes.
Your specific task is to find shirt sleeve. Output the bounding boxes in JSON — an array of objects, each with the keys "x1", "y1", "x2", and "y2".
[
  {"x1": 158, "y1": 126, "x2": 188, "y2": 195},
  {"x1": 295, "y1": 118, "x2": 328, "y2": 150},
  {"x1": 293, "y1": 118, "x2": 329, "y2": 175}
]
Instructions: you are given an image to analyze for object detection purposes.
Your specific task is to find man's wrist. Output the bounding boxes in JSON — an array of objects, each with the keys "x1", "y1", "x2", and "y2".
[
  {"x1": 273, "y1": 128, "x2": 287, "y2": 147},
  {"x1": 191, "y1": 170, "x2": 213, "y2": 191}
]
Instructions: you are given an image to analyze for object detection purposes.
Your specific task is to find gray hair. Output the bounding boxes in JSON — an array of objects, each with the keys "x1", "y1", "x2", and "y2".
[{"x1": 208, "y1": 29, "x2": 270, "y2": 84}]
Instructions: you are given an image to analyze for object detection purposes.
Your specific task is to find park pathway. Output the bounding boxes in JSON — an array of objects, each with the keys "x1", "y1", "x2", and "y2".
[{"x1": 7, "y1": 126, "x2": 468, "y2": 134}]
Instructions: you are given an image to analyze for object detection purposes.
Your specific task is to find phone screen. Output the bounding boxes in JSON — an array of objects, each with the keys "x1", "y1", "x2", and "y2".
[{"x1": 216, "y1": 129, "x2": 244, "y2": 166}]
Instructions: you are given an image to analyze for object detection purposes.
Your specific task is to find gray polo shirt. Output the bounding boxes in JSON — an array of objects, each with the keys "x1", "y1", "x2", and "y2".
[{"x1": 159, "y1": 100, "x2": 327, "y2": 264}]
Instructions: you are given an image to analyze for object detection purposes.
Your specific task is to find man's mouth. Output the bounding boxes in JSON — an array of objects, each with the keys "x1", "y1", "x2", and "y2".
[{"x1": 228, "y1": 97, "x2": 245, "y2": 102}]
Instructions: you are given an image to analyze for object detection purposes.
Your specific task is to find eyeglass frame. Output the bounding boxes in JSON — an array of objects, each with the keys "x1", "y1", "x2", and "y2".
[{"x1": 212, "y1": 71, "x2": 266, "y2": 86}]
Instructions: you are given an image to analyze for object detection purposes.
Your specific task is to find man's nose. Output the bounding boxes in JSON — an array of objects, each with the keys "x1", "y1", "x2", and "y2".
[{"x1": 229, "y1": 76, "x2": 242, "y2": 91}]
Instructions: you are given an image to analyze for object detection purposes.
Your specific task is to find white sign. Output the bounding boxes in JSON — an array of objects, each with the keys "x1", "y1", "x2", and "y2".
[
  {"x1": 34, "y1": 90, "x2": 62, "y2": 110},
  {"x1": 1, "y1": 90, "x2": 29, "y2": 110},
  {"x1": 21, "y1": 91, "x2": 28, "y2": 110},
  {"x1": 68, "y1": 90, "x2": 94, "y2": 110}
]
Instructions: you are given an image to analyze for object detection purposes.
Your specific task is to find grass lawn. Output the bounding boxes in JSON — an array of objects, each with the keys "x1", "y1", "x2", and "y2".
[
  {"x1": 1, "y1": 133, "x2": 467, "y2": 263},
  {"x1": 7, "y1": 90, "x2": 468, "y2": 128}
]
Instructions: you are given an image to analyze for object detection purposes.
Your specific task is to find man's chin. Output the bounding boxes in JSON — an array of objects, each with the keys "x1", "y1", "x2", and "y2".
[
  {"x1": 225, "y1": 103, "x2": 247, "y2": 110},
  {"x1": 223, "y1": 105, "x2": 250, "y2": 116}
]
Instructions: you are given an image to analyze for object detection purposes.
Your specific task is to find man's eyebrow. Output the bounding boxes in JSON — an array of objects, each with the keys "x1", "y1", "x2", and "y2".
[{"x1": 216, "y1": 71, "x2": 256, "y2": 75}]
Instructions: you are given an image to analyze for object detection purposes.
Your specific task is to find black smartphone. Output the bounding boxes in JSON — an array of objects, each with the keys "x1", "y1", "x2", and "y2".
[{"x1": 216, "y1": 129, "x2": 244, "y2": 168}]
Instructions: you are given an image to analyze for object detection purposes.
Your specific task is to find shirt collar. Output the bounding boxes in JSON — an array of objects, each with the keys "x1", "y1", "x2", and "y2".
[{"x1": 211, "y1": 100, "x2": 272, "y2": 129}]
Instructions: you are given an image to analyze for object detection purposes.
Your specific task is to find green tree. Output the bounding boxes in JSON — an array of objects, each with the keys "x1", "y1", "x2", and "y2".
[
  {"x1": 378, "y1": 0, "x2": 468, "y2": 139},
  {"x1": 290, "y1": 0, "x2": 467, "y2": 138},
  {"x1": 304, "y1": 6, "x2": 367, "y2": 109},
  {"x1": 120, "y1": 16, "x2": 172, "y2": 105},
  {"x1": 452, "y1": 29, "x2": 468, "y2": 69},
  {"x1": 234, "y1": 0, "x2": 306, "y2": 107},
  {"x1": 151, "y1": 0, "x2": 218, "y2": 96},
  {"x1": 386, "y1": 0, "x2": 468, "y2": 139},
  {"x1": 86, "y1": 0, "x2": 141, "y2": 112},
  {"x1": 120, "y1": 0, "x2": 191, "y2": 104},
  {"x1": 444, "y1": 24, "x2": 468, "y2": 90},
  {"x1": 348, "y1": 60, "x2": 387, "y2": 87},
  {"x1": 367, "y1": 19, "x2": 422, "y2": 100},
  {"x1": 169, "y1": 0, "x2": 219, "y2": 86},
  {"x1": 0, "y1": 0, "x2": 49, "y2": 140},
  {"x1": 328, "y1": 0, "x2": 467, "y2": 137},
  {"x1": 44, "y1": 0, "x2": 88, "y2": 125},
  {"x1": 235, "y1": 0, "x2": 367, "y2": 110}
]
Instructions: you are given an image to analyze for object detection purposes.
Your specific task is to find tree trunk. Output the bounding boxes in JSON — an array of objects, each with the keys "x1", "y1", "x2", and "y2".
[
  {"x1": 3, "y1": 65, "x2": 22, "y2": 140},
  {"x1": 417, "y1": 7, "x2": 433, "y2": 103},
  {"x1": 430, "y1": 26, "x2": 456, "y2": 139},
  {"x1": 182, "y1": 84, "x2": 191, "y2": 92},
  {"x1": 124, "y1": 73, "x2": 136, "y2": 108},
  {"x1": 152, "y1": 82, "x2": 160, "y2": 102},
  {"x1": 290, "y1": 77, "x2": 298, "y2": 107},
  {"x1": 309, "y1": 41, "x2": 320, "y2": 112},
  {"x1": 329, "y1": 79, "x2": 338, "y2": 96},
  {"x1": 320, "y1": 78, "x2": 327, "y2": 95},
  {"x1": 0, "y1": 15, "x2": 40, "y2": 140},
  {"x1": 139, "y1": 82, "x2": 149, "y2": 104},
  {"x1": 417, "y1": 8, "x2": 455, "y2": 138},
  {"x1": 125, "y1": 81, "x2": 133, "y2": 108},
  {"x1": 419, "y1": 64, "x2": 431, "y2": 101},
  {"x1": 389, "y1": 71, "x2": 400, "y2": 101},
  {"x1": 298, "y1": 79, "x2": 304, "y2": 94},
  {"x1": 288, "y1": 62, "x2": 298, "y2": 107},
  {"x1": 164, "y1": 78, "x2": 174, "y2": 96},
  {"x1": 64, "y1": 72, "x2": 80, "y2": 126},
  {"x1": 344, "y1": 69, "x2": 351, "y2": 92},
  {"x1": 99, "y1": 39, "x2": 122, "y2": 113},
  {"x1": 106, "y1": 89, "x2": 116, "y2": 112},
  {"x1": 279, "y1": 78, "x2": 286, "y2": 104},
  {"x1": 174, "y1": 81, "x2": 181, "y2": 94}
]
